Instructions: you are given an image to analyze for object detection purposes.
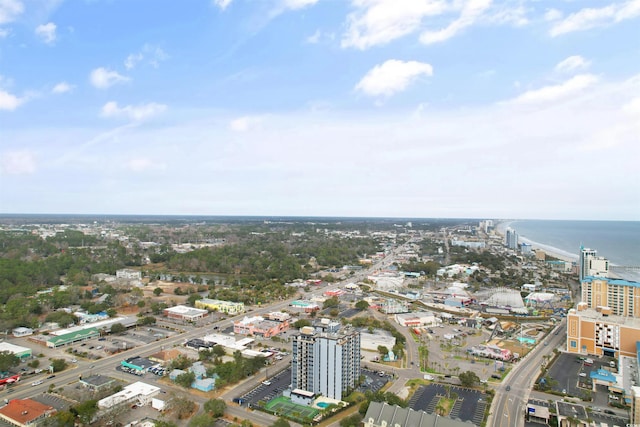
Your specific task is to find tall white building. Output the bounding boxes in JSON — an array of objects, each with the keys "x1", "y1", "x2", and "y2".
[
  {"x1": 291, "y1": 326, "x2": 360, "y2": 401},
  {"x1": 505, "y1": 228, "x2": 518, "y2": 249},
  {"x1": 579, "y1": 246, "x2": 609, "y2": 281}
]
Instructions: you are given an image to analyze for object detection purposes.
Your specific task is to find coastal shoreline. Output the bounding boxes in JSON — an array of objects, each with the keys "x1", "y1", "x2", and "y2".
[{"x1": 494, "y1": 220, "x2": 578, "y2": 263}]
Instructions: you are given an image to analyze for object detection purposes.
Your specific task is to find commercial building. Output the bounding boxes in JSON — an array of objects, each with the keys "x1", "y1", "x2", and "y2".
[
  {"x1": 0, "y1": 342, "x2": 32, "y2": 360},
  {"x1": 0, "y1": 399, "x2": 56, "y2": 427},
  {"x1": 79, "y1": 375, "x2": 116, "y2": 391},
  {"x1": 46, "y1": 327, "x2": 100, "y2": 348},
  {"x1": 12, "y1": 327, "x2": 33, "y2": 337},
  {"x1": 98, "y1": 381, "x2": 160, "y2": 409},
  {"x1": 360, "y1": 330, "x2": 396, "y2": 351},
  {"x1": 163, "y1": 305, "x2": 208, "y2": 322},
  {"x1": 581, "y1": 277, "x2": 640, "y2": 317},
  {"x1": 291, "y1": 326, "x2": 360, "y2": 401},
  {"x1": 363, "y1": 401, "x2": 471, "y2": 427},
  {"x1": 195, "y1": 298, "x2": 245, "y2": 315},
  {"x1": 233, "y1": 316, "x2": 289, "y2": 338},
  {"x1": 116, "y1": 269, "x2": 142, "y2": 280},
  {"x1": 289, "y1": 300, "x2": 320, "y2": 313},
  {"x1": 566, "y1": 304, "x2": 640, "y2": 357},
  {"x1": 579, "y1": 246, "x2": 610, "y2": 281},
  {"x1": 394, "y1": 312, "x2": 439, "y2": 327}
]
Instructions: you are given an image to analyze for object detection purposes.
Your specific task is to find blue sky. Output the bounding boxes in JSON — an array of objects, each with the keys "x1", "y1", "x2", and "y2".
[{"x1": 1, "y1": 0, "x2": 639, "y2": 220}]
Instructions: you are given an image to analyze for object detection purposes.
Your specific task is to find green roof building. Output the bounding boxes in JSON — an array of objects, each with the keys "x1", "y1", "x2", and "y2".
[{"x1": 46, "y1": 327, "x2": 99, "y2": 348}]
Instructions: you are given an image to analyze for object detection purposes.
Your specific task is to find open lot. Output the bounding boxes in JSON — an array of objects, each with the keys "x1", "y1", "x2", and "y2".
[{"x1": 409, "y1": 384, "x2": 487, "y2": 425}]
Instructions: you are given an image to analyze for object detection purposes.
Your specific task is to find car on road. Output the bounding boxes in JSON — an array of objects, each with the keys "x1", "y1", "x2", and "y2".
[
  {"x1": 506, "y1": 385, "x2": 511, "y2": 391},
  {"x1": 47, "y1": 375, "x2": 56, "y2": 379},
  {"x1": 31, "y1": 380, "x2": 43, "y2": 386},
  {"x1": 604, "y1": 409, "x2": 615, "y2": 415},
  {"x1": 262, "y1": 381, "x2": 271, "y2": 386}
]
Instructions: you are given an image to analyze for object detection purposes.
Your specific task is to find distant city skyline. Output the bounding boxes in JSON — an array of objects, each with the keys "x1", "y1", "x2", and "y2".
[{"x1": 1, "y1": 1, "x2": 638, "y2": 220}]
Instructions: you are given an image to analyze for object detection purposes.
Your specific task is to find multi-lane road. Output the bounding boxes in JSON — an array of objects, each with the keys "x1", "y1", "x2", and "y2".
[{"x1": 489, "y1": 319, "x2": 566, "y2": 427}]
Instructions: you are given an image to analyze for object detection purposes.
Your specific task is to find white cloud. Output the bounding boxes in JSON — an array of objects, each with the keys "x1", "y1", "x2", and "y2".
[
  {"x1": 127, "y1": 157, "x2": 166, "y2": 173},
  {"x1": 550, "y1": 0, "x2": 640, "y2": 37},
  {"x1": 213, "y1": 0, "x2": 232, "y2": 10},
  {"x1": 35, "y1": 22, "x2": 56, "y2": 44},
  {"x1": 420, "y1": 0, "x2": 492, "y2": 45},
  {"x1": 554, "y1": 55, "x2": 591, "y2": 74},
  {"x1": 544, "y1": 8, "x2": 562, "y2": 22},
  {"x1": 229, "y1": 116, "x2": 263, "y2": 132},
  {"x1": 622, "y1": 97, "x2": 640, "y2": 115},
  {"x1": 52, "y1": 81, "x2": 73, "y2": 94},
  {"x1": 89, "y1": 67, "x2": 130, "y2": 89},
  {"x1": 0, "y1": 0, "x2": 24, "y2": 25},
  {"x1": 341, "y1": 0, "x2": 448, "y2": 50},
  {"x1": 1, "y1": 150, "x2": 36, "y2": 175},
  {"x1": 355, "y1": 59, "x2": 433, "y2": 97},
  {"x1": 0, "y1": 89, "x2": 23, "y2": 110},
  {"x1": 124, "y1": 45, "x2": 168, "y2": 70},
  {"x1": 509, "y1": 74, "x2": 599, "y2": 105},
  {"x1": 306, "y1": 29, "x2": 321, "y2": 43},
  {"x1": 0, "y1": 28, "x2": 9, "y2": 38},
  {"x1": 100, "y1": 101, "x2": 167, "y2": 121},
  {"x1": 282, "y1": 0, "x2": 319, "y2": 9},
  {"x1": 124, "y1": 53, "x2": 143, "y2": 70}
]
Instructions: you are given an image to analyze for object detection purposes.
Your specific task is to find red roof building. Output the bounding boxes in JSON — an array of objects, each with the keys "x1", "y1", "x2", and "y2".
[{"x1": 0, "y1": 399, "x2": 56, "y2": 426}]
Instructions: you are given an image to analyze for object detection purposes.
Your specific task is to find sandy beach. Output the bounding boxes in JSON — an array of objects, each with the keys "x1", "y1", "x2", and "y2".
[{"x1": 494, "y1": 220, "x2": 578, "y2": 263}]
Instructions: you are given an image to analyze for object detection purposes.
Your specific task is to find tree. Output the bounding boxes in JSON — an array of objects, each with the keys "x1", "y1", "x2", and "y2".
[
  {"x1": 187, "y1": 294, "x2": 202, "y2": 307},
  {"x1": 188, "y1": 414, "x2": 215, "y2": 427},
  {"x1": 293, "y1": 319, "x2": 311, "y2": 329},
  {"x1": 153, "y1": 287, "x2": 163, "y2": 296},
  {"x1": 340, "y1": 414, "x2": 363, "y2": 427},
  {"x1": 174, "y1": 371, "x2": 195, "y2": 388},
  {"x1": 50, "y1": 358, "x2": 68, "y2": 372},
  {"x1": 377, "y1": 346, "x2": 389, "y2": 357},
  {"x1": 154, "y1": 421, "x2": 178, "y2": 427},
  {"x1": 110, "y1": 323, "x2": 126, "y2": 334},
  {"x1": 355, "y1": 300, "x2": 369, "y2": 310},
  {"x1": 323, "y1": 297, "x2": 339, "y2": 309},
  {"x1": 203, "y1": 398, "x2": 226, "y2": 417},
  {"x1": 137, "y1": 316, "x2": 157, "y2": 326},
  {"x1": 459, "y1": 371, "x2": 480, "y2": 387},
  {"x1": 168, "y1": 395, "x2": 196, "y2": 420},
  {"x1": 0, "y1": 351, "x2": 20, "y2": 372},
  {"x1": 270, "y1": 418, "x2": 291, "y2": 427},
  {"x1": 71, "y1": 399, "x2": 98, "y2": 425}
]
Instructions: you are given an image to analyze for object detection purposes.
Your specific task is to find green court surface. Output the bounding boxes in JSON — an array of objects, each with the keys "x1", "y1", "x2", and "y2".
[{"x1": 264, "y1": 396, "x2": 319, "y2": 421}]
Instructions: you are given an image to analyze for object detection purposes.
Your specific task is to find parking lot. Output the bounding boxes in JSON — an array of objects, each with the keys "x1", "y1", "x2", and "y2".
[
  {"x1": 408, "y1": 384, "x2": 487, "y2": 425},
  {"x1": 545, "y1": 352, "x2": 616, "y2": 401},
  {"x1": 236, "y1": 368, "x2": 292, "y2": 407},
  {"x1": 358, "y1": 368, "x2": 391, "y2": 393}
]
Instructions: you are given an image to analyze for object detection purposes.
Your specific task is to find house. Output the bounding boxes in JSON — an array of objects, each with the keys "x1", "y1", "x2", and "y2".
[
  {"x1": 0, "y1": 399, "x2": 56, "y2": 427},
  {"x1": 149, "y1": 349, "x2": 183, "y2": 365}
]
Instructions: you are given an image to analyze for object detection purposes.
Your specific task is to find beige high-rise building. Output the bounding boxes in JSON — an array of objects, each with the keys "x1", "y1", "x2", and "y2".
[{"x1": 581, "y1": 277, "x2": 640, "y2": 317}]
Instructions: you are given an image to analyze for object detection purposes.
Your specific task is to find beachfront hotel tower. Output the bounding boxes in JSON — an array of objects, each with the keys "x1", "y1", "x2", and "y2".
[
  {"x1": 505, "y1": 228, "x2": 518, "y2": 249},
  {"x1": 581, "y1": 277, "x2": 640, "y2": 317},
  {"x1": 291, "y1": 326, "x2": 360, "y2": 401},
  {"x1": 579, "y1": 246, "x2": 609, "y2": 281}
]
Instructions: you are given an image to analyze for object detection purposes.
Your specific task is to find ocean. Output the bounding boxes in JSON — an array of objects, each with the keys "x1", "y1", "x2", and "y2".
[{"x1": 505, "y1": 220, "x2": 640, "y2": 267}]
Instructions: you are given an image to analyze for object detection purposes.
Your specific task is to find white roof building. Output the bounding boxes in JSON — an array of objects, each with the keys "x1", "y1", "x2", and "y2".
[{"x1": 98, "y1": 382, "x2": 160, "y2": 409}]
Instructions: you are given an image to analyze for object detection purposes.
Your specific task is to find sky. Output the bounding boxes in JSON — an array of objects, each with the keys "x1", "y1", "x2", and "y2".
[{"x1": 1, "y1": 0, "x2": 639, "y2": 220}]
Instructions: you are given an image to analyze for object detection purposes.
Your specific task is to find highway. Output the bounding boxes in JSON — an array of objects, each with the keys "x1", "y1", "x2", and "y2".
[{"x1": 489, "y1": 319, "x2": 566, "y2": 427}]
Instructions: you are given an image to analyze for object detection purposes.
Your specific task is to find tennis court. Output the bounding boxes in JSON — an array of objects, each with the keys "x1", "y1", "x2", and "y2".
[{"x1": 264, "y1": 396, "x2": 319, "y2": 422}]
